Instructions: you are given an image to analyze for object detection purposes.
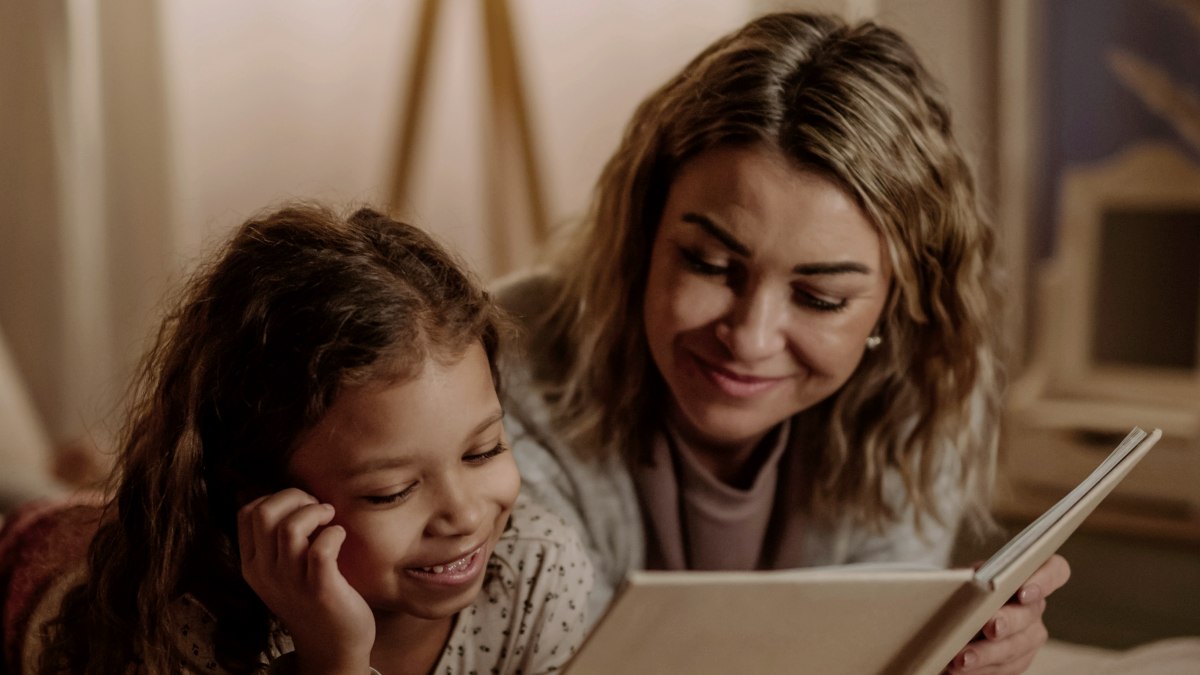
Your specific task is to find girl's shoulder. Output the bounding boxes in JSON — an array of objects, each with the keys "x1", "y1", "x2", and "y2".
[
  {"x1": 499, "y1": 493, "x2": 586, "y2": 547},
  {"x1": 487, "y1": 494, "x2": 593, "y2": 597},
  {"x1": 170, "y1": 595, "x2": 226, "y2": 672},
  {"x1": 169, "y1": 592, "x2": 291, "y2": 673}
]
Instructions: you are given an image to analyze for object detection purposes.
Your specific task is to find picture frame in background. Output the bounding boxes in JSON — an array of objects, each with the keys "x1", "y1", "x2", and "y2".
[
  {"x1": 999, "y1": 0, "x2": 1200, "y2": 541},
  {"x1": 1048, "y1": 143, "x2": 1200, "y2": 404}
]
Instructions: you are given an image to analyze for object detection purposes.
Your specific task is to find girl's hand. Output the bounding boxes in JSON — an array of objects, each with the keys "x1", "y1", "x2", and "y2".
[
  {"x1": 238, "y1": 488, "x2": 376, "y2": 675},
  {"x1": 946, "y1": 554, "x2": 1071, "y2": 674}
]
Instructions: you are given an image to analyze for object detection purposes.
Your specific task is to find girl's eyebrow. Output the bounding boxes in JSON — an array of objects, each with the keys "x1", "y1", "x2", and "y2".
[
  {"x1": 343, "y1": 455, "x2": 414, "y2": 479},
  {"x1": 465, "y1": 409, "x2": 505, "y2": 439},
  {"x1": 682, "y1": 212, "x2": 873, "y2": 276},
  {"x1": 341, "y1": 408, "x2": 506, "y2": 479}
]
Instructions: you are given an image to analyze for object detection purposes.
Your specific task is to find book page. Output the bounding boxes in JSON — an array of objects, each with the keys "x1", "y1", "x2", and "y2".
[
  {"x1": 902, "y1": 427, "x2": 1161, "y2": 674},
  {"x1": 975, "y1": 427, "x2": 1147, "y2": 583}
]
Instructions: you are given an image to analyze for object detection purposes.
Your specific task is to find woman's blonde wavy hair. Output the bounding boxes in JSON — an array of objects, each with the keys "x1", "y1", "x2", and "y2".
[{"x1": 540, "y1": 12, "x2": 1002, "y2": 531}]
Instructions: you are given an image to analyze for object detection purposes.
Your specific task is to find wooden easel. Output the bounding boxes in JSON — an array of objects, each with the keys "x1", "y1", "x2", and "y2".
[{"x1": 388, "y1": 0, "x2": 549, "y2": 275}]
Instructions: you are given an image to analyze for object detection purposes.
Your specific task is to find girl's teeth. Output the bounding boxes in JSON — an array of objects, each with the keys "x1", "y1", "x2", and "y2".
[{"x1": 421, "y1": 551, "x2": 472, "y2": 574}]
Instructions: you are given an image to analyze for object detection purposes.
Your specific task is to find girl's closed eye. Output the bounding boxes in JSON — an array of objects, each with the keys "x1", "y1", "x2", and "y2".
[
  {"x1": 362, "y1": 482, "x2": 418, "y2": 506},
  {"x1": 464, "y1": 442, "x2": 508, "y2": 464}
]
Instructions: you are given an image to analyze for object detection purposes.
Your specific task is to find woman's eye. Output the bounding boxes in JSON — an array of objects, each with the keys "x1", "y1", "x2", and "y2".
[
  {"x1": 793, "y1": 287, "x2": 848, "y2": 312},
  {"x1": 679, "y1": 247, "x2": 728, "y2": 276},
  {"x1": 363, "y1": 484, "x2": 417, "y2": 505},
  {"x1": 465, "y1": 442, "x2": 508, "y2": 464}
]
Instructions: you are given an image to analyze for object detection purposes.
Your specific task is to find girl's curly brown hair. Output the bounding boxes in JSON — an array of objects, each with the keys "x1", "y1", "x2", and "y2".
[{"x1": 40, "y1": 204, "x2": 506, "y2": 673}]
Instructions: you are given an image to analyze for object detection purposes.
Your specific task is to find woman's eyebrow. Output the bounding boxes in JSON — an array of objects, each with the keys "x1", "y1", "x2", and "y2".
[
  {"x1": 682, "y1": 212, "x2": 873, "y2": 276},
  {"x1": 682, "y1": 213, "x2": 749, "y2": 256},
  {"x1": 792, "y1": 261, "x2": 872, "y2": 275}
]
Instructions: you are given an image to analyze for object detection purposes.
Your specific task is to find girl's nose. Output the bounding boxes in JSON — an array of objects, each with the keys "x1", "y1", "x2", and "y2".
[
  {"x1": 715, "y1": 284, "x2": 787, "y2": 362},
  {"x1": 425, "y1": 475, "x2": 486, "y2": 538}
]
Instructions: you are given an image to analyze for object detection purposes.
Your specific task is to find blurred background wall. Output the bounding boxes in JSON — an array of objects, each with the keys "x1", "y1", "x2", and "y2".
[{"x1": 0, "y1": 0, "x2": 1001, "y2": 457}]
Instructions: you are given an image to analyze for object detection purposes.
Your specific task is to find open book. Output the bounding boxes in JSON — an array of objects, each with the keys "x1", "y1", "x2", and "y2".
[{"x1": 565, "y1": 427, "x2": 1161, "y2": 675}]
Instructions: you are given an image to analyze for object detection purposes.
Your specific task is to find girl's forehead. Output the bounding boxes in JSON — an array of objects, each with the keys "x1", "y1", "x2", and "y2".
[{"x1": 289, "y1": 343, "x2": 501, "y2": 481}]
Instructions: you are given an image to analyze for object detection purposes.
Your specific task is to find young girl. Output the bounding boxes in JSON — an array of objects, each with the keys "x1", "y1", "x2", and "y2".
[{"x1": 30, "y1": 205, "x2": 592, "y2": 674}]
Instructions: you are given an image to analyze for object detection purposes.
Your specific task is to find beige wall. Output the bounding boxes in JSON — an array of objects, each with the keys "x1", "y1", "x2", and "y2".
[
  {"x1": 0, "y1": 0, "x2": 72, "y2": 445},
  {"x1": 0, "y1": 0, "x2": 1003, "y2": 458},
  {"x1": 162, "y1": 0, "x2": 757, "y2": 274}
]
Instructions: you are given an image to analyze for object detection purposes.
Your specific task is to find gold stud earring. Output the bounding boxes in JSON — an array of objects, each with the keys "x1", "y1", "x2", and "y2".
[{"x1": 865, "y1": 335, "x2": 883, "y2": 350}]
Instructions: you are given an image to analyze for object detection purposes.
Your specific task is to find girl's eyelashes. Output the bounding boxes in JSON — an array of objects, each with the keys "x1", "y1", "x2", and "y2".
[
  {"x1": 362, "y1": 483, "x2": 417, "y2": 506},
  {"x1": 679, "y1": 246, "x2": 728, "y2": 276},
  {"x1": 465, "y1": 441, "x2": 509, "y2": 464},
  {"x1": 356, "y1": 442, "x2": 507, "y2": 505}
]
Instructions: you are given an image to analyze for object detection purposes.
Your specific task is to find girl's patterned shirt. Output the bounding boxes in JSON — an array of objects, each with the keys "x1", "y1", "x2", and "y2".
[{"x1": 173, "y1": 497, "x2": 592, "y2": 675}]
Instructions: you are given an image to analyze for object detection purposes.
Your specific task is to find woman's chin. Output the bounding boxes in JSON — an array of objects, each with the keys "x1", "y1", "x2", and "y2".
[{"x1": 674, "y1": 406, "x2": 782, "y2": 455}]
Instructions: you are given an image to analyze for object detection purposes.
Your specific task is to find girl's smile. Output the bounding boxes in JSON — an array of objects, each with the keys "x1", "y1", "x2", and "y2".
[{"x1": 404, "y1": 545, "x2": 486, "y2": 586}]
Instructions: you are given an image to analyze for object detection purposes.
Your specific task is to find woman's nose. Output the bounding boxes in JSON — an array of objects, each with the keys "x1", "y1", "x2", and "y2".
[
  {"x1": 425, "y1": 475, "x2": 486, "y2": 538},
  {"x1": 715, "y1": 285, "x2": 787, "y2": 362}
]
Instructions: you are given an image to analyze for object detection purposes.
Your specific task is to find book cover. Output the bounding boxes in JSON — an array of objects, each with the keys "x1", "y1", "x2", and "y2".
[{"x1": 565, "y1": 427, "x2": 1161, "y2": 675}]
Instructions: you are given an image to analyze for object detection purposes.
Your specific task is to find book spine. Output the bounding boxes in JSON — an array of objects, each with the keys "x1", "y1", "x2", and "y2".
[{"x1": 882, "y1": 579, "x2": 993, "y2": 675}]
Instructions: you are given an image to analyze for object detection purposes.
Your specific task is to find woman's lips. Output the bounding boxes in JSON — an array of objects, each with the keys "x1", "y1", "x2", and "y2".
[
  {"x1": 689, "y1": 353, "x2": 788, "y2": 399},
  {"x1": 404, "y1": 545, "x2": 485, "y2": 586}
]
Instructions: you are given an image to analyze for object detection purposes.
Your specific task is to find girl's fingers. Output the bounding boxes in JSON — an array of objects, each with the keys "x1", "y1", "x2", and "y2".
[
  {"x1": 307, "y1": 524, "x2": 348, "y2": 588},
  {"x1": 236, "y1": 494, "x2": 271, "y2": 565},
  {"x1": 275, "y1": 502, "x2": 337, "y2": 565},
  {"x1": 240, "y1": 488, "x2": 320, "y2": 566}
]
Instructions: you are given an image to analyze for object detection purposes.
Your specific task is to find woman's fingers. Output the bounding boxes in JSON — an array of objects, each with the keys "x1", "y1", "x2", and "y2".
[
  {"x1": 949, "y1": 619, "x2": 1048, "y2": 674},
  {"x1": 984, "y1": 598, "x2": 1045, "y2": 640},
  {"x1": 946, "y1": 555, "x2": 1070, "y2": 674},
  {"x1": 1018, "y1": 555, "x2": 1070, "y2": 602}
]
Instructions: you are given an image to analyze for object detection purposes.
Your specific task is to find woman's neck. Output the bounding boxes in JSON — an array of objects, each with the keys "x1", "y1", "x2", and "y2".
[
  {"x1": 665, "y1": 414, "x2": 784, "y2": 490},
  {"x1": 369, "y1": 613, "x2": 453, "y2": 675}
]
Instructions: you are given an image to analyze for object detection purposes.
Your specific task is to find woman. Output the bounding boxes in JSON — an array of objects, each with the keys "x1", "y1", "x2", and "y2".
[{"x1": 498, "y1": 12, "x2": 1066, "y2": 674}]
